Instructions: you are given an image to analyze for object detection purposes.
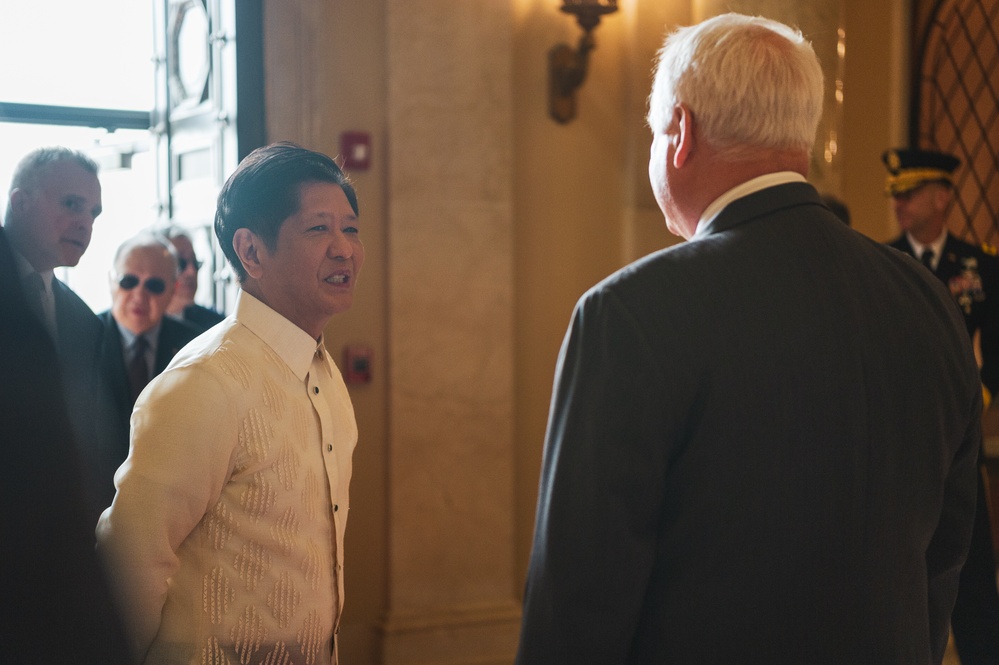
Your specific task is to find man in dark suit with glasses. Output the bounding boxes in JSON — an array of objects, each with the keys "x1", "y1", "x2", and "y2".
[
  {"x1": 99, "y1": 233, "x2": 199, "y2": 505},
  {"x1": 164, "y1": 227, "x2": 225, "y2": 331}
]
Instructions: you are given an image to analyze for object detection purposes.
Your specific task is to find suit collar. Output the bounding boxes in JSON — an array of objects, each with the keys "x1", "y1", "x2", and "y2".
[
  {"x1": 904, "y1": 228, "x2": 947, "y2": 258},
  {"x1": 892, "y1": 230, "x2": 956, "y2": 257},
  {"x1": 693, "y1": 181, "x2": 823, "y2": 239},
  {"x1": 115, "y1": 318, "x2": 163, "y2": 358}
]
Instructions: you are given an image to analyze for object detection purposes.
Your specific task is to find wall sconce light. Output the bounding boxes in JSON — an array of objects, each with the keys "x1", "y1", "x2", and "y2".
[{"x1": 549, "y1": 0, "x2": 618, "y2": 124}]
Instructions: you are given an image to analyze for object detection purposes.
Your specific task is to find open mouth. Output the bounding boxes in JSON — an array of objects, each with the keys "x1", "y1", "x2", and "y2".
[{"x1": 326, "y1": 274, "x2": 350, "y2": 285}]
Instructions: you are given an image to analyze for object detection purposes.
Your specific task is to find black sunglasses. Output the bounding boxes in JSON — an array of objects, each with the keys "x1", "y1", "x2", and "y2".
[
  {"x1": 178, "y1": 257, "x2": 202, "y2": 272},
  {"x1": 118, "y1": 274, "x2": 167, "y2": 295}
]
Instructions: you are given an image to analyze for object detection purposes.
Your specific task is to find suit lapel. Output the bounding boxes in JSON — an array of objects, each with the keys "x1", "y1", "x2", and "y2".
[
  {"x1": 99, "y1": 312, "x2": 131, "y2": 417},
  {"x1": 155, "y1": 319, "x2": 182, "y2": 374}
]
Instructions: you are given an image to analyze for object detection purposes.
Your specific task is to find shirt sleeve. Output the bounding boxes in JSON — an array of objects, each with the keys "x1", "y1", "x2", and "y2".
[{"x1": 96, "y1": 362, "x2": 238, "y2": 660}]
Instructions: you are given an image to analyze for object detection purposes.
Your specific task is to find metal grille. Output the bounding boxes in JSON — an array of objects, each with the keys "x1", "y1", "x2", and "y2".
[{"x1": 916, "y1": 0, "x2": 999, "y2": 246}]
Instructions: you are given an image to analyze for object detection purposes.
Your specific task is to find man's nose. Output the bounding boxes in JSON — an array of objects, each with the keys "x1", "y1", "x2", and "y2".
[
  {"x1": 77, "y1": 212, "x2": 97, "y2": 231},
  {"x1": 329, "y1": 231, "x2": 354, "y2": 259}
]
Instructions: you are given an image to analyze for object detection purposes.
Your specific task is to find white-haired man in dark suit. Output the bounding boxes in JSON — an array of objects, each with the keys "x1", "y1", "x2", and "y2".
[{"x1": 517, "y1": 13, "x2": 982, "y2": 665}]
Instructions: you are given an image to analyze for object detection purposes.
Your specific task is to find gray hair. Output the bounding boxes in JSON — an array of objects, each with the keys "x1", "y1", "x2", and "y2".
[
  {"x1": 6, "y1": 146, "x2": 100, "y2": 220},
  {"x1": 113, "y1": 232, "x2": 179, "y2": 278},
  {"x1": 8, "y1": 146, "x2": 99, "y2": 194},
  {"x1": 647, "y1": 13, "x2": 824, "y2": 159},
  {"x1": 162, "y1": 225, "x2": 192, "y2": 242}
]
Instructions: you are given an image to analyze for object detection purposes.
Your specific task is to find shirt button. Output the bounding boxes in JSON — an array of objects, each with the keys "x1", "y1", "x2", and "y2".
[
  {"x1": 334, "y1": 504, "x2": 339, "y2": 512},
  {"x1": 314, "y1": 386, "x2": 320, "y2": 394},
  {"x1": 327, "y1": 444, "x2": 333, "y2": 452}
]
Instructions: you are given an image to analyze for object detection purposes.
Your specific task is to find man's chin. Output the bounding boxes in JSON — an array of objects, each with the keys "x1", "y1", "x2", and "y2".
[{"x1": 60, "y1": 250, "x2": 85, "y2": 267}]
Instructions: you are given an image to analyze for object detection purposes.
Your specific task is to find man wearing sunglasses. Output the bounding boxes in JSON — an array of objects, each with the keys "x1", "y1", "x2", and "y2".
[
  {"x1": 98, "y1": 233, "x2": 200, "y2": 498},
  {"x1": 163, "y1": 227, "x2": 225, "y2": 332},
  {"x1": 98, "y1": 143, "x2": 364, "y2": 665}
]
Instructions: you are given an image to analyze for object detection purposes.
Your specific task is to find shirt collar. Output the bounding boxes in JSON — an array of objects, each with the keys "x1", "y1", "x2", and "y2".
[
  {"x1": 9, "y1": 242, "x2": 54, "y2": 292},
  {"x1": 906, "y1": 228, "x2": 947, "y2": 260},
  {"x1": 118, "y1": 320, "x2": 162, "y2": 356},
  {"x1": 694, "y1": 171, "x2": 807, "y2": 240},
  {"x1": 234, "y1": 290, "x2": 330, "y2": 382}
]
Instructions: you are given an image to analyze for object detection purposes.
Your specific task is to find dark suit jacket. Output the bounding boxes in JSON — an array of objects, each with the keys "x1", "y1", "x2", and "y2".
[
  {"x1": 182, "y1": 302, "x2": 226, "y2": 332},
  {"x1": 888, "y1": 232, "x2": 999, "y2": 395},
  {"x1": 0, "y1": 226, "x2": 131, "y2": 663},
  {"x1": 517, "y1": 183, "x2": 981, "y2": 665},
  {"x1": 98, "y1": 311, "x2": 200, "y2": 496},
  {"x1": 0, "y1": 227, "x2": 118, "y2": 520},
  {"x1": 52, "y1": 279, "x2": 113, "y2": 483}
]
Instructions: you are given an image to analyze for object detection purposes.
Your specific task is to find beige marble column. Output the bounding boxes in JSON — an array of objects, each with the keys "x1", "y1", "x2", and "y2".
[
  {"x1": 692, "y1": 0, "x2": 846, "y2": 195},
  {"x1": 381, "y1": 2, "x2": 520, "y2": 664}
]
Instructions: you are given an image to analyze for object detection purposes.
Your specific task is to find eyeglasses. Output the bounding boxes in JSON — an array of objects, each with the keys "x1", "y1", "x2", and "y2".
[
  {"x1": 117, "y1": 274, "x2": 167, "y2": 295},
  {"x1": 177, "y1": 257, "x2": 202, "y2": 272}
]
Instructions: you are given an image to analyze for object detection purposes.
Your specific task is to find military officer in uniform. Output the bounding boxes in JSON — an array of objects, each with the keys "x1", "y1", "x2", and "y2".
[{"x1": 884, "y1": 146, "x2": 999, "y2": 664}]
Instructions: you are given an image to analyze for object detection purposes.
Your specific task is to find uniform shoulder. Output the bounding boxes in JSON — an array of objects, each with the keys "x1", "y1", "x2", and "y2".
[
  {"x1": 886, "y1": 234, "x2": 909, "y2": 251},
  {"x1": 946, "y1": 234, "x2": 999, "y2": 263}
]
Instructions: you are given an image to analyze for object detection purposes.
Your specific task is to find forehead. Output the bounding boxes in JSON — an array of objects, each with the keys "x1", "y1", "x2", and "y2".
[
  {"x1": 293, "y1": 181, "x2": 353, "y2": 215},
  {"x1": 119, "y1": 245, "x2": 174, "y2": 276},
  {"x1": 169, "y1": 234, "x2": 196, "y2": 256},
  {"x1": 38, "y1": 161, "x2": 101, "y2": 198}
]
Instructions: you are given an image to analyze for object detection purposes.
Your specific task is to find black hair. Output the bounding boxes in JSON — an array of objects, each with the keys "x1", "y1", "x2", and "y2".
[{"x1": 214, "y1": 142, "x2": 358, "y2": 281}]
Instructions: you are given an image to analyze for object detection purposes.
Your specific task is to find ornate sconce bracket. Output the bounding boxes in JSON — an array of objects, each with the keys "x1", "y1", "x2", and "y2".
[{"x1": 548, "y1": 1, "x2": 618, "y2": 124}]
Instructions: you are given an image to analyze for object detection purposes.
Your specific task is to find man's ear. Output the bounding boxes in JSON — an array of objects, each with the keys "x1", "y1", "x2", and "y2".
[
  {"x1": 232, "y1": 228, "x2": 265, "y2": 280},
  {"x1": 673, "y1": 104, "x2": 695, "y2": 169},
  {"x1": 8, "y1": 188, "x2": 27, "y2": 215}
]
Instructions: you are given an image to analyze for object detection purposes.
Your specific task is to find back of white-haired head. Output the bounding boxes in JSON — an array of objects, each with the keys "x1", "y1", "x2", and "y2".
[{"x1": 647, "y1": 13, "x2": 824, "y2": 159}]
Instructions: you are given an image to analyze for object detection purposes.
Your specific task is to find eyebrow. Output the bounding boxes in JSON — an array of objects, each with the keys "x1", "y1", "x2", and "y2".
[
  {"x1": 64, "y1": 193, "x2": 103, "y2": 217},
  {"x1": 311, "y1": 211, "x2": 358, "y2": 221}
]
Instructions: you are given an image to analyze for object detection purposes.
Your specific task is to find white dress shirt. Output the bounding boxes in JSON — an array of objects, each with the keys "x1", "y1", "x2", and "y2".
[
  {"x1": 98, "y1": 290, "x2": 357, "y2": 665},
  {"x1": 117, "y1": 320, "x2": 161, "y2": 377},
  {"x1": 905, "y1": 228, "x2": 948, "y2": 272}
]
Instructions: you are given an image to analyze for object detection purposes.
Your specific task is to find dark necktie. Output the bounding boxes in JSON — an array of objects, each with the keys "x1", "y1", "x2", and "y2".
[
  {"x1": 127, "y1": 336, "x2": 150, "y2": 405},
  {"x1": 920, "y1": 248, "x2": 934, "y2": 270}
]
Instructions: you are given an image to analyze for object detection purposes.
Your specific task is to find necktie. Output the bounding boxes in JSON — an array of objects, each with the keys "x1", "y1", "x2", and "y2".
[
  {"x1": 24, "y1": 272, "x2": 55, "y2": 337},
  {"x1": 920, "y1": 248, "x2": 934, "y2": 270},
  {"x1": 127, "y1": 336, "x2": 150, "y2": 405}
]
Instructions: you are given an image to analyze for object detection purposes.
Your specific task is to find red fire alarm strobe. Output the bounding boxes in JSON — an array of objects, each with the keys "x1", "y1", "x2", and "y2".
[
  {"x1": 340, "y1": 131, "x2": 371, "y2": 171},
  {"x1": 343, "y1": 345, "x2": 373, "y2": 384}
]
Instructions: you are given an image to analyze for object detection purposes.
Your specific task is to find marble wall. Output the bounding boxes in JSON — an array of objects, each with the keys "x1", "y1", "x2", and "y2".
[{"x1": 381, "y1": 2, "x2": 521, "y2": 663}]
